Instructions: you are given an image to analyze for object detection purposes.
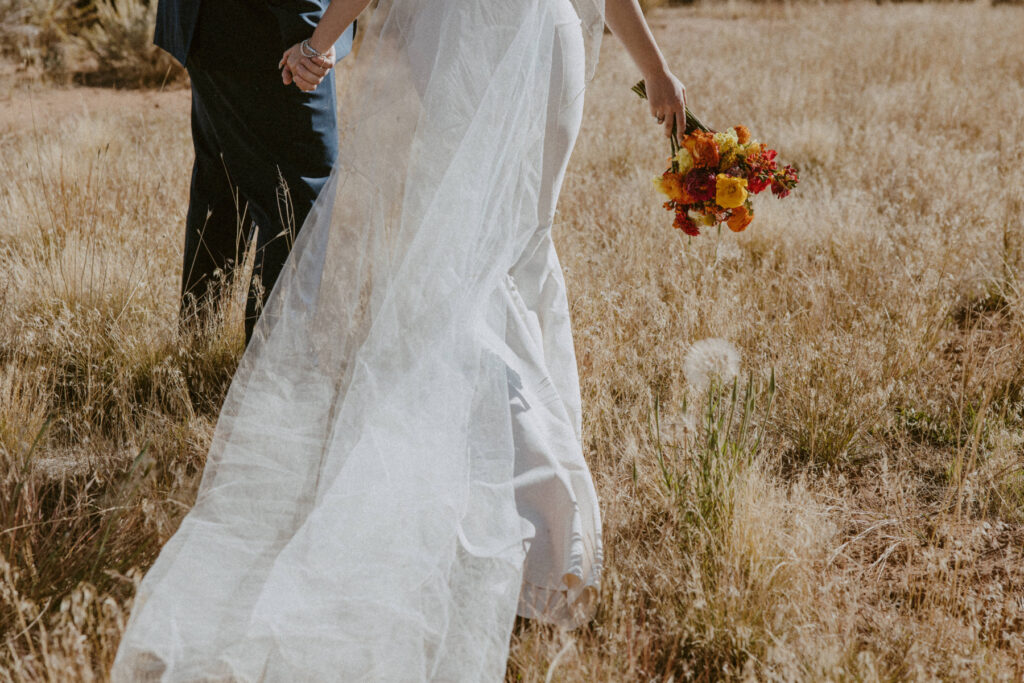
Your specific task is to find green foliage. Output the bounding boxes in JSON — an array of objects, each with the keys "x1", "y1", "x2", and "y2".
[
  {"x1": 643, "y1": 371, "x2": 788, "y2": 675},
  {"x1": 651, "y1": 369, "x2": 777, "y2": 542}
]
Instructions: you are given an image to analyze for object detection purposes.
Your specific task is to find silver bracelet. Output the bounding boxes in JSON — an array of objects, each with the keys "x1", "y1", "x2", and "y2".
[{"x1": 300, "y1": 39, "x2": 327, "y2": 60}]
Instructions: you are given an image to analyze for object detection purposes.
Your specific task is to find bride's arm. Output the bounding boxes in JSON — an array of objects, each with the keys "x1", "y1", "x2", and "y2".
[
  {"x1": 307, "y1": 0, "x2": 372, "y2": 54},
  {"x1": 280, "y1": 0, "x2": 372, "y2": 92},
  {"x1": 605, "y1": 0, "x2": 688, "y2": 137}
]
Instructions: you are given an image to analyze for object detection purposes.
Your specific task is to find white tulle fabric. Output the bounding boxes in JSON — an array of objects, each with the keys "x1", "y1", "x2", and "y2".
[{"x1": 112, "y1": 0, "x2": 603, "y2": 679}]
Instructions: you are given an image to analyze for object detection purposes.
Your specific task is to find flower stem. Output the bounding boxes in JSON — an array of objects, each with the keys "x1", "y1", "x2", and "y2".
[{"x1": 670, "y1": 120, "x2": 680, "y2": 173}]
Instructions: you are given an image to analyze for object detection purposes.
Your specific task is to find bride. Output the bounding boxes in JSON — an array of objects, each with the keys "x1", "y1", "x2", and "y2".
[{"x1": 112, "y1": 0, "x2": 686, "y2": 679}]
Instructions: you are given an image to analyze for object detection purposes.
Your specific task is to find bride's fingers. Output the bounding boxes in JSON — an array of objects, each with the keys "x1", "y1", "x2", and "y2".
[
  {"x1": 294, "y1": 63, "x2": 323, "y2": 89},
  {"x1": 301, "y1": 57, "x2": 330, "y2": 78},
  {"x1": 664, "y1": 111, "x2": 675, "y2": 137},
  {"x1": 673, "y1": 104, "x2": 686, "y2": 134},
  {"x1": 651, "y1": 102, "x2": 665, "y2": 121},
  {"x1": 293, "y1": 70, "x2": 318, "y2": 92},
  {"x1": 652, "y1": 109, "x2": 670, "y2": 137},
  {"x1": 308, "y1": 55, "x2": 333, "y2": 72}
]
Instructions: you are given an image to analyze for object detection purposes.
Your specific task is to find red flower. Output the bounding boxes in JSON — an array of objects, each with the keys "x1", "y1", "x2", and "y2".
[
  {"x1": 771, "y1": 164, "x2": 799, "y2": 198},
  {"x1": 748, "y1": 175, "x2": 771, "y2": 194},
  {"x1": 746, "y1": 148, "x2": 777, "y2": 170},
  {"x1": 673, "y1": 211, "x2": 701, "y2": 236},
  {"x1": 683, "y1": 171, "x2": 716, "y2": 202},
  {"x1": 745, "y1": 147, "x2": 778, "y2": 195}
]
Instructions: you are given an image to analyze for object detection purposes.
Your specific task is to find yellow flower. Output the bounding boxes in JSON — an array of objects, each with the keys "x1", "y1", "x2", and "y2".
[
  {"x1": 673, "y1": 148, "x2": 694, "y2": 175},
  {"x1": 740, "y1": 141, "x2": 763, "y2": 158},
  {"x1": 715, "y1": 174, "x2": 748, "y2": 209},
  {"x1": 690, "y1": 209, "x2": 715, "y2": 226},
  {"x1": 713, "y1": 128, "x2": 739, "y2": 155},
  {"x1": 712, "y1": 129, "x2": 739, "y2": 167}
]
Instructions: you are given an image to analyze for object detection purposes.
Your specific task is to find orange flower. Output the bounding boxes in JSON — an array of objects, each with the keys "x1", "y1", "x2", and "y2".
[
  {"x1": 734, "y1": 125, "x2": 751, "y2": 145},
  {"x1": 653, "y1": 172, "x2": 694, "y2": 203},
  {"x1": 681, "y1": 131, "x2": 720, "y2": 169},
  {"x1": 726, "y1": 205, "x2": 753, "y2": 232}
]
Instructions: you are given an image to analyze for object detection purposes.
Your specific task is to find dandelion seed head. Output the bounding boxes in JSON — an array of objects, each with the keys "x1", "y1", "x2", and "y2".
[{"x1": 683, "y1": 338, "x2": 740, "y2": 390}]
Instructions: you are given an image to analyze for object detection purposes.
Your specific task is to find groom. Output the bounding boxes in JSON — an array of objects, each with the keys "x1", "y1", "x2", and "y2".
[{"x1": 156, "y1": 0, "x2": 354, "y2": 343}]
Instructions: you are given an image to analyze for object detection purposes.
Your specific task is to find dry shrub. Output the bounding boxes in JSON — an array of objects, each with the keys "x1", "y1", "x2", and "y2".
[
  {"x1": 75, "y1": 0, "x2": 184, "y2": 87},
  {"x1": 1, "y1": 555, "x2": 132, "y2": 681},
  {"x1": 0, "y1": 0, "x2": 82, "y2": 75},
  {"x1": 0, "y1": 0, "x2": 184, "y2": 87},
  {"x1": 0, "y1": 362, "x2": 50, "y2": 457}
]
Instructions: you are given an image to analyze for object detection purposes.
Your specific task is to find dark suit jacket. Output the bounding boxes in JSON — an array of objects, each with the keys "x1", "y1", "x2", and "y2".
[{"x1": 156, "y1": 0, "x2": 354, "y2": 71}]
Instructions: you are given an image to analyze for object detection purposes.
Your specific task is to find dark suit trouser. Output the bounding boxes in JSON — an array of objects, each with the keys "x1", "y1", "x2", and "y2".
[{"x1": 182, "y1": 62, "x2": 337, "y2": 343}]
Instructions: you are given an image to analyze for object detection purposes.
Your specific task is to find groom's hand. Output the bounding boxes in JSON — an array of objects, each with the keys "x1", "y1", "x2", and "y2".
[{"x1": 279, "y1": 42, "x2": 336, "y2": 93}]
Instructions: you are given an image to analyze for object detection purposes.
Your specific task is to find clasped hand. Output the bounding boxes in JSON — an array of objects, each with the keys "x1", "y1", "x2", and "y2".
[{"x1": 279, "y1": 42, "x2": 336, "y2": 92}]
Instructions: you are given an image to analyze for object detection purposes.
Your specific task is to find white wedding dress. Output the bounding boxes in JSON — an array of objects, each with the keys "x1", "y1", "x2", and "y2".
[{"x1": 112, "y1": 0, "x2": 604, "y2": 680}]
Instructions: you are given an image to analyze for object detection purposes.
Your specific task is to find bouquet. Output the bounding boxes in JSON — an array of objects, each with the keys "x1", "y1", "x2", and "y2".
[{"x1": 633, "y1": 81, "x2": 798, "y2": 236}]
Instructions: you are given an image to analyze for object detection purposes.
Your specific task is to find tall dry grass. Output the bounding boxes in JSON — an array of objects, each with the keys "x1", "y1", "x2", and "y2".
[{"x1": 1, "y1": 2, "x2": 1023, "y2": 680}]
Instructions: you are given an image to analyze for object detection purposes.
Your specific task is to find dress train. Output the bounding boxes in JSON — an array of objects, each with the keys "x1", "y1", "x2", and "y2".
[{"x1": 111, "y1": 2, "x2": 602, "y2": 680}]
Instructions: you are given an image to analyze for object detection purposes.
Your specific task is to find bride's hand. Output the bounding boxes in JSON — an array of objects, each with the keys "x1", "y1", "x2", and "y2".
[
  {"x1": 279, "y1": 42, "x2": 336, "y2": 92},
  {"x1": 644, "y1": 68, "x2": 687, "y2": 138}
]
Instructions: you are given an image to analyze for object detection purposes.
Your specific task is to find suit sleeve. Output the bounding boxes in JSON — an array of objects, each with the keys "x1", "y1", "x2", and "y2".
[
  {"x1": 265, "y1": 0, "x2": 355, "y2": 59},
  {"x1": 265, "y1": 0, "x2": 325, "y2": 52}
]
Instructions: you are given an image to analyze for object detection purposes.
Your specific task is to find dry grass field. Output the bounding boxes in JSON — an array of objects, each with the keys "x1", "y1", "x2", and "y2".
[{"x1": 2, "y1": 2, "x2": 1024, "y2": 680}]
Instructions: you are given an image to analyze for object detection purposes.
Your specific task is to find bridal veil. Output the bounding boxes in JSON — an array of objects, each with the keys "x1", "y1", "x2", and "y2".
[{"x1": 112, "y1": 0, "x2": 604, "y2": 679}]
